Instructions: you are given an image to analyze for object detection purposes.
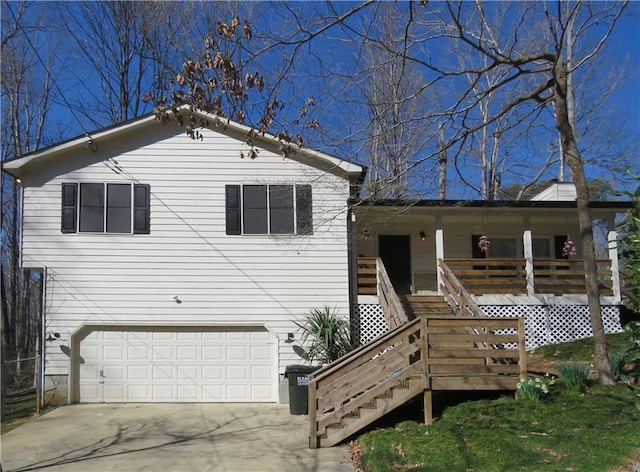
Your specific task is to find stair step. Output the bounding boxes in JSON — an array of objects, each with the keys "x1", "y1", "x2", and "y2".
[{"x1": 321, "y1": 379, "x2": 424, "y2": 447}]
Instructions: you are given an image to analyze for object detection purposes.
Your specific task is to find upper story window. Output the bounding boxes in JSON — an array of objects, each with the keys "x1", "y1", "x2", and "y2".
[
  {"x1": 61, "y1": 182, "x2": 150, "y2": 234},
  {"x1": 225, "y1": 184, "x2": 312, "y2": 235}
]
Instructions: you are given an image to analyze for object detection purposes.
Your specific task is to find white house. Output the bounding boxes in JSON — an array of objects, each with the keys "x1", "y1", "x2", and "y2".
[
  {"x1": 5, "y1": 110, "x2": 633, "y2": 410},
  {"x1": 4, "y1": 111, "x2": 365, "y2": 405}
]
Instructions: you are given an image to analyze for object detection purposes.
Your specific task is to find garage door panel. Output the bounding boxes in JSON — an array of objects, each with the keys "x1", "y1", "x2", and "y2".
[
  {"x1": 104, "y1": 365, "x2": 125, "y2": 380},
  {"x1": 202, "y1": 345, "x2": 223, "y2": 360},
  {"x1": 103, "y1": 345, "x2": 125, "y2": 361},
  {"x1": 227, "y1": 345, "x2": 248, "y2": 362},
  {"x1": 152, "y1": 365, "x2": 174, "y2": 381},
  {"x1": 202, "y1": 385, "x2": 224, "y2": 401},
  {"x1": 177, "y1": 345, "x2": 198, "y2": 361},
  {"x1": 128, "y1": 345, "x2": 151, "y2": 361},
  {"x1": 78, "y1": 327, "x2": 276, "y2": 403},
  {"x1": 104, "y1": 385, "x2": 126, "y2": 402},
  {"x1": 227, "y1": 385, "x2": 249, "y2": 401},
  {"x1": 152, "y1": 345, "x2": 173, "y2": 361},
  {"x1": 80, "y1": 384, "x2": 100, "y2": 402},
  {"x1": 177, "y1": 386, "x2": 198, "y2": 401},
  {"x1": 227, "y1": 365, "x2": 249, "y2": 381},
  {"x1": 251, "y1": 345, "x2": 271, "y2": 360},
  {"x1": 202, "y1": 365, "x2": 223, "y2": 381},
  {"x1": 128, "y1": 365, "x2": 150, "y2": 381},
  {"x1": 177, "y1": 365, "x2": 198, "y2": 380},
  {"x1": 127, "y1": 385, "x2": 151, "y2": 402}
]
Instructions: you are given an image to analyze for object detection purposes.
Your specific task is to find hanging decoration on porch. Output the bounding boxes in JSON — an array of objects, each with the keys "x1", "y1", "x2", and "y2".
[
  {"x1": 562, "y1": 239, "x2": 577, "y2": 257},
  {"x1": 478, "y1": 234, "x2": 491, "y2": 253}
]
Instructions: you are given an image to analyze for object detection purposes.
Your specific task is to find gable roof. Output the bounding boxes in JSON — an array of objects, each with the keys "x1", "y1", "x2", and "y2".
[{"x1": 3, "y1": 108, "x2": 366, "y2": 181}]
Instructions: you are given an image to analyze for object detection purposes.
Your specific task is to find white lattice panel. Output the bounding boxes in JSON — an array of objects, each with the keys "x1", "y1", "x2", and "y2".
[
  {"x1": 482, "y1": 305, "x2": 622, "y2": 349},
  {"x1": 353, "y1": 304, "x2": 386, "y2": 345},
  {"x1": 356, "y1": 303, "x2": 622, "y2": 350}
]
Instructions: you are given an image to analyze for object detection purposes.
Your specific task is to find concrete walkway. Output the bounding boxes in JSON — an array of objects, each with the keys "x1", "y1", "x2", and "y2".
[{"x1": 1, "y1": 404, "x2": 353, "y2": 472}]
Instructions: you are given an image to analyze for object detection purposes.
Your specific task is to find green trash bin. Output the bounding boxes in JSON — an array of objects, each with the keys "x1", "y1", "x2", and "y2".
[{"x1": 285, "y1": 365, "x2": 319, "y2": 415}]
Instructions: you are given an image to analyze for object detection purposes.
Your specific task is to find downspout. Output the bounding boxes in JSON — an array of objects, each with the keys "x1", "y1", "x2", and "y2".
[{"x1": 38, "y1": 267, "x2": 47, "y2": 413}]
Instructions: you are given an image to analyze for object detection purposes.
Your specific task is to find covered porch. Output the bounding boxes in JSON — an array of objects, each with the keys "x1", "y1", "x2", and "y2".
[{"x1": 352, "y1": 199, "x2": 628, "y2": 304}]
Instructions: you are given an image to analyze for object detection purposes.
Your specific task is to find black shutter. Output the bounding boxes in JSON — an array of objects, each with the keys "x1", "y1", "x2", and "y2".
[
  {"x1": 61, "y1": 183, "x2": 78, "y2": 233},
  {"x1": 133, "y1": 184, "x2": 151, "y2": 234},
  {"x1": 296, "y1": 185, "x2": 313, "y2": 235},
  {"x1": 226, "y1": 185, "x2": 241, "y2": 235}
]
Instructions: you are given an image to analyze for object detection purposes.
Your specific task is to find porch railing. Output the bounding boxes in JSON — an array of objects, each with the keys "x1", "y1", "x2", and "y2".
[
  {"x1": 533, "y1": 259, "x2": 613, "y2": 296},
  {"x1": 445, "y1": 258, "x2": 613, "y2": 296},
  {"x1": 356, "y1": 257, "x2": 408, "y2": 328}
]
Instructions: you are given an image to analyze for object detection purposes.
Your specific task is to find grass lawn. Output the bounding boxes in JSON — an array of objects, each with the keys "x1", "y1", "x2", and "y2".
[
  {"x1": 1, "y1": 391, "x2": 37, "y2": 434},
  {"x1": 354, "y1": 333, "x2": 640, "y2": 472}
]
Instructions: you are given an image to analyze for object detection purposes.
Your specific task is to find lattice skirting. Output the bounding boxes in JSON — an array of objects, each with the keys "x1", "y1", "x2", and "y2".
[
  {"x1": 354, "y1": 304, "x2": 622, "y2": 350},
  {"x1": 481, "y1": 305, "x2": 622, "y2": 350},
  {"x1": 353, "y1": 304, "x2": 386, "y2": 345}
]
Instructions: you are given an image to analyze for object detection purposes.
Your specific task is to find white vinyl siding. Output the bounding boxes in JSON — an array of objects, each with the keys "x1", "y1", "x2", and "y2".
[{"x1": 20, "y1": 123, "x2": 353, "y2": 393}]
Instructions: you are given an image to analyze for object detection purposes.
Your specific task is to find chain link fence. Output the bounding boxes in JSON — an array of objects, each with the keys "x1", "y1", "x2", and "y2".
[{"x1": 3, "y1": 356, "x2": 38, "y2": 396}]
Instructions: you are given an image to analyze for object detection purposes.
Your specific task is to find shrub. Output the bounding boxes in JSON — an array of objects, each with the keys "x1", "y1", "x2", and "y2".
[
  {"x1": 612, "y1": 321, "x2": 640, "y2": 408},
  {"x1": 609, "y1": 349, "x2": 627, "y2": 380},
  {"x1": 557, "y1": 361, "x2": 591, "y2": 392}
]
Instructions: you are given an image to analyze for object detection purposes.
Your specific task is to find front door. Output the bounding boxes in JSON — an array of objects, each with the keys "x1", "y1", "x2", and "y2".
[{"x1": 379, "y1": 235, "x2": 412, "y2": 294}]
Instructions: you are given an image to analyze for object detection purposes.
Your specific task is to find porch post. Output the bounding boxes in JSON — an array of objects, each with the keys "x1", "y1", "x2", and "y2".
[
  {"x1": 435, "y1": 215, "x2": 445, "y2": 295},
  {"x1": 607, "y1": 216, "x2": 621, "y2": 303},
  {"x1": 523, "y1": 217, "x2": 535, "y2": 295}
]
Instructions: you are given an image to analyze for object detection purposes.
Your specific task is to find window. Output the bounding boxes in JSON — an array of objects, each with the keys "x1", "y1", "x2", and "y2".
[
  {"x1": 471, "y1": 235, "x2": 517, "y2": 258},
  {"x1": 61, "y1": 182, "x2": 150, "y2": 234},
  {"x1": 225, "y1": 184, "x2": 312, "y2": 235},
  {"x1": 533, "y1": 238, "x2": 551, "y2": 258}
]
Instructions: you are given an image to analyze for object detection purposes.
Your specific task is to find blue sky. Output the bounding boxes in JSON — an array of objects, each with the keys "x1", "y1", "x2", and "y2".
[{"x1": 4, "y1": 1, "x2": 639, "y2": 198}]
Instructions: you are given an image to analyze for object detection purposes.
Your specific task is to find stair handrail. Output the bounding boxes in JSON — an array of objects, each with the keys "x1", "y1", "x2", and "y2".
[
  {"x1": 308, "y1": 318, "x2": 421, "y2": 448},
  {"x1": 376, "y1": 257, "x2": 409, "y2": 329},
  {"x1": 438, "y1": 258, "x2": 485, "y2": 318}
]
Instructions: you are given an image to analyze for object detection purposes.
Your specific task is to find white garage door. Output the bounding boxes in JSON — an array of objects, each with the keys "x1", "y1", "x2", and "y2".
[{"x1": 77, "y1": 326, "x2": 276, "y2": 403}]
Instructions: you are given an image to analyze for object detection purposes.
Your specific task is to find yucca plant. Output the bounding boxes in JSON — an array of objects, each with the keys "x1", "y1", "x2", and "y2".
[{"x1": 293, "y1": 306, "x2": 355, "y2": 364}]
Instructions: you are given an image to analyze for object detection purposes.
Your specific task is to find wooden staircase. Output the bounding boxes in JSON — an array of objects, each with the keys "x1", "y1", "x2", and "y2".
[
  {"x1": 308, "y1": 315, "x2": 526, "y2": 448},
  {"x1": 402, "y1": 295, "x2": 456, "y2": 319},
  {"x1": 308, "y1": 259, "x2": 527, "y2": 449}
]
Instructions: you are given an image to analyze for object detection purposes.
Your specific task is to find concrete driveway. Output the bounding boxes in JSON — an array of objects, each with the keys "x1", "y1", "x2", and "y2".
[{"x1": 1, "y1": 404, "x2": 353, "y2": 472}]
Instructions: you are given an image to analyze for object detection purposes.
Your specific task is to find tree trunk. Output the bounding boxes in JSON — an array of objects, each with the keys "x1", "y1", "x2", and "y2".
[{"x1": 553, "y1": 60, "x2": 615, "y2": 385}]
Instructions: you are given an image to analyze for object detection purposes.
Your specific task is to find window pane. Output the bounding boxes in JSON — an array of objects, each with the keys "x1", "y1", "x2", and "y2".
[
  {"x1": 106, "y1": 184, "x2": 131, "y2": 233},
  {"x1": 243, "y1": 185, "x2": 267, "y2": 234},
  {"x1": 79, "y1": 207, "x2": 104, "y2": 232},
  {"x1": 270, "y1": 209, "x2": 294, "y2": 234},
  {"x1": 81, "y1": 183, "x2": 104, "y2": 206},
  {"x1": 108, "y1": 183, "x2": 131, "y2": 207},
  {"x1": 107, "y1": 208, "x2": 131, "y2": 233},
  {"x1": 269, "y1": 185, "x2": 293, "y2": 234},
  {"x1": 533, "y1": 238, "x2": 551, "y2": 258},
  {"x1": 490, "y1": 238, "x2": 517, "y2": 257},
  {"x1": 79, "y1": 183, "x2": 104, "y2": 232}
]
